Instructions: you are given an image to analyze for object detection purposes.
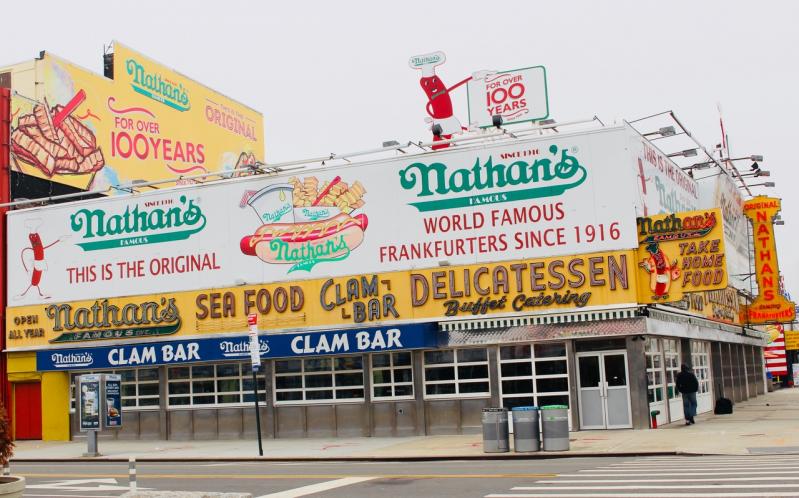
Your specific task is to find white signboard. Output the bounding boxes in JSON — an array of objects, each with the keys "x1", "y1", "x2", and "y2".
[
  {"x1": 8, "y1": 126, "x2": 642, "y2": 306},
  {"x1": 467, "y1": 66, "x2": 549, "y2": 128},
  {"x1": 629, "y1": 131, "x2": 700, "y2": 216},
  {"x1": 699, "y1": 172, "x2": 749, "y2": 290},
  {"x1": 247, "y1": 314, "x2": 260, "y2": 372}
]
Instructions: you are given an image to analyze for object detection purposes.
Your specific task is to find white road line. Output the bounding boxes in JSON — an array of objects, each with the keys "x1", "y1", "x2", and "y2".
[
  {"x1": 23, "y1": 495, "x2": 120, "y2": 498},
  {"x1": 486, "y1": 493, "x2": 799, "y2": 498},
  {"x1": 511, "y1": 484, "x2": 799, "y2": 490},
  {"x1": 591, "y1": 466, "x2": 793, "y2": 472},
  {"x1": 568, "y1": 471, "x2": 799, "y2": 476},
  {"x1": 537, "y1": 477, "x2": 799, "y2": 483},
  {"x1": 612, "y1": 462, "x2": 799, "y2": 466},
  {"x1": 255, "y1": 476, "x2": 376, "y2": 498}
]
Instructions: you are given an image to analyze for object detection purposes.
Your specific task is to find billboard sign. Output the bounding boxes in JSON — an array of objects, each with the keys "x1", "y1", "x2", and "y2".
[
  {"x1": 8, "y1": 42, "x2": 263, "y2": 192},
  {"x1": 630, "y1": 132, "x2": 699, "y2": 217},
  {"x1": 467, "y1": 66, "x2": 549, "y2": 128},
  {"x1": 35, "y1": 323, "x2": 438, "y2": 370},
  {"x1": 635, "y1": 209, "x2": 727, "y2": 304},
  {"x1": 7, "y1": 126, "x2": 641, "y2": 306},
  {"x1": 742, "y1": 196, "x2": 796, "y2": 324},
  {"x1": 9, "y1": 250, "x2": 638, "y2": 349}
]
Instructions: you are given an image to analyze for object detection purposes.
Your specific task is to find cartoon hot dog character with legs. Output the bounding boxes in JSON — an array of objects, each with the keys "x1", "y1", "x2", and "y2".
[
  {"x1": 639, "y1": 242, "x2": 680, "y2": 300},
  {"x1": 16, "y1": 219, "x2": 64, "y2": 300}
]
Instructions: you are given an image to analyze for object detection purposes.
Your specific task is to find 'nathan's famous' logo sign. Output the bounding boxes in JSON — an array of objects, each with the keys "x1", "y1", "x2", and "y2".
[
  {"x1": 398, "y1": 144, "x2": 587, "y2": 212},
  {"x1": 46, "y1": 297, "x2": 181, "y2": 343},
  {"x1": 70, "y1": 195, "x2": 206, "y2": 251},
  {"x1": 126, "y1": 57, "x2": 191, "y2": 112}
]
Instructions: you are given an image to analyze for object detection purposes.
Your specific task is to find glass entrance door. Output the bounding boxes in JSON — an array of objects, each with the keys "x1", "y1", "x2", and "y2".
[{"x1": 577, "y1": 350, "x2": 632, "y2": 429}]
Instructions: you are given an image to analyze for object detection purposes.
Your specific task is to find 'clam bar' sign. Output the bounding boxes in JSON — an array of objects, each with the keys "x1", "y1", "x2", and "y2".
[{"x1": 36, "y1": 323, "x2": 437, "y2": 371}]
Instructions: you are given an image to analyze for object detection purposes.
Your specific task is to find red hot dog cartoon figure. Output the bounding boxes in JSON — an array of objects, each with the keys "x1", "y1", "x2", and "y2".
[
  {"x1": 639, "y1": 242, "x2": 680, "y2": 300},
  {"x1": 16, "y1": 219, "x2": 65, "y2": 300},
  {"x1": 409, "y1": 51, "x2": 472, "y2": 150}
]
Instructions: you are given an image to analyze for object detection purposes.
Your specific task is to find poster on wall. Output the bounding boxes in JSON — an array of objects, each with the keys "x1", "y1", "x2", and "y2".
[
  {"x1": 104, "y1": 374, "x2": 122, "y2": 428},
  {"x1": 765, "y1": 325, "x2": 788, "y2": 377},
  {"x1": 78, "y1": 374, "x2": 101, "y2": 431},
  {"x1": 6, "y1": 126, "x2": 643, "y2": 307},
  {"x1": 635, "y1": 208, "x2": 727, "y2": 304},
  {"x1": 8, "y1": 42, "x2": 264, "y2": 193}
]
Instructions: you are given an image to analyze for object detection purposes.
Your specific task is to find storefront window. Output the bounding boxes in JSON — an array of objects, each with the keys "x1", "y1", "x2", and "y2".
[
  {"x1": 691, "y1": 341, "x2": 711, "y2": 394},
  {"x1": 423, "y1": 348, "x2": 490, "y2": 399},
  {"x1": 645, "y1": 338, "x2": 665, "y2": 404},
  {"x1": 273, "y1": 355, "x2": 364, "y2": 404},
  {"x1": 663, "y1": 339, "x2": 681, "y2": 400},
  {"x1": 371, "y1": 352, "x2": 414, "y2": 400},
  {"x1": 498, "y1": 342, "x2": 569, "y2": 409},
  {"x1": 71, "y1": 368, "x2": 160, "y2": 410},
  {"x1": 167, "y1": 362, "x2": 265, "y2": 407}
]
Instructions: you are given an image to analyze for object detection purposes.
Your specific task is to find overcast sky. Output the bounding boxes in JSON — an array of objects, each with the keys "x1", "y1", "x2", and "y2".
[{"x1": 4, "y1": 0, "x2": 798, "y2": 300}]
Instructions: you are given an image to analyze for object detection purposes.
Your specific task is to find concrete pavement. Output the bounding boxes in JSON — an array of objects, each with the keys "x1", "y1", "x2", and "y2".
[{"x1": 13, "y1": 388, "x2": 799, "y2": 461}]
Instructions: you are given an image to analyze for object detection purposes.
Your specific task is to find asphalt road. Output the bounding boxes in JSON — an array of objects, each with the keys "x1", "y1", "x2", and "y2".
[{"x1": 14, "y1": 454, "x2": 799, "y2": 497}]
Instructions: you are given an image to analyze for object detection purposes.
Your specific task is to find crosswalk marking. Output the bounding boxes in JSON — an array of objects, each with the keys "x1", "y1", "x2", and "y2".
[
  {"x1": 538, "y1": 477, "x2": 799, "y2": 482},
  {"x1": 486, "y1": 494, "x2": 799, "y2": 498},
  {"x1": 485, "y1": 455, "x2": 799, "y2": 498}
]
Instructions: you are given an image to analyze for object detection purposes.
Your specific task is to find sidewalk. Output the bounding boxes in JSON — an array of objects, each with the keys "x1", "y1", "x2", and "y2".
[{"x1": 13, "y1": 388, "x2": 799, "y2": 461}]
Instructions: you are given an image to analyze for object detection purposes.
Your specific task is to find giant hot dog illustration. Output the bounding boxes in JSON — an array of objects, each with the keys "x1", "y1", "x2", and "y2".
[{"x1": 240, "y1": 176, "x2": 368, "y2": 272}]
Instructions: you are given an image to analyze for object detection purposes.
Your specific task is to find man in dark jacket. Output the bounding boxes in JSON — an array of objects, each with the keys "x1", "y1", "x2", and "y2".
[{"x1": 675, "y1": 364, "x2": 699, "y2": 425}]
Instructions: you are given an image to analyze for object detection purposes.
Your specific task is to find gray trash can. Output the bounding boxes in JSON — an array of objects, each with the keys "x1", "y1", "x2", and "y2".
[
  {"x1": 541, "y1": 405, "x2": 569, "y2": 451},
  {"x1": 481, "y1": 408, "x2": 509, "y2": 453},
  {"x1": 511, "y1": 406, "x2": 540, "y2": 452}
]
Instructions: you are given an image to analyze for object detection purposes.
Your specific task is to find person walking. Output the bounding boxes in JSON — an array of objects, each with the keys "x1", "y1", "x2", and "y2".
[{"x1": 675, "y1": 364, "x2": 699, "y2": 425}]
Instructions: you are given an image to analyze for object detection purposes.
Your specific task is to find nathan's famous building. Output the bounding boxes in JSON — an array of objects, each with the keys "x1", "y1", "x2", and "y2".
[{"x1": 2, "y1": 116, "x2": 777, "y2": 440}]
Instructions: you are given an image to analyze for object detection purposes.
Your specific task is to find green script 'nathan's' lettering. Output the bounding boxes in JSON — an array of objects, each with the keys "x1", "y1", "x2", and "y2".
[
  {"x1": 126, "y1": 58, "x2": 190, "y2": 111},
  {"x1": 398, "y1": 144, "x2": 587, "y2": 212},
  {"x1": 70, "y1": 195, "x2": 206, "y2": 251}
]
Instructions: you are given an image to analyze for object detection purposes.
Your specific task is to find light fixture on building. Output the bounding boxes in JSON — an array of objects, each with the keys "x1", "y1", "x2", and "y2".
[
  {"x1": 643, "y1": 126, "x2": 676, "y2": 138},
  {"x1": 667, "y1": 148, "x2": 698, "y2": 158},
  {"x1": 741, "y1": 181, "x2": 775, "y2": 188},
  {"x1": 382, "y1": 140, "x2": 400, "y2": 148},
  {"x1": 492, "y1": 115, "x2": 504, "y2": 128},
  {"x1": 438, "y1": 260, "x2": 451, "y2": 267},
  {"x1": 431, "y1": 123, "x2": 443, "y2": 137}
]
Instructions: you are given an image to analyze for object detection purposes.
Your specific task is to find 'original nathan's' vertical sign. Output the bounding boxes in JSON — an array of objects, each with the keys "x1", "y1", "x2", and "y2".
[
  {"x1": 742, "y1": 196, "x2": 796, "y2": 323},
  {"x1": 636, "y1": 208, "x2": 727, "y2": 304}
]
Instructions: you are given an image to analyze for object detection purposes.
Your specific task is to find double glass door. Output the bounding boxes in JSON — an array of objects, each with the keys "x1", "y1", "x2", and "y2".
[{"x1": 577, "y1": 351, "x2": 632, "y2": 429}]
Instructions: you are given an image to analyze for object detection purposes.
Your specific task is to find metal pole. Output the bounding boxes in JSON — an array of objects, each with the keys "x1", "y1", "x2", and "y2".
[
  {"x1": 252, "y1": 369, "x2": 263, "y2": 456},
  {"x1": 84, "y1": 429, "x2": 99, "y2": 457},
  {"x1": 128, "y1": 457, "x2": 136, "y2": 492}
]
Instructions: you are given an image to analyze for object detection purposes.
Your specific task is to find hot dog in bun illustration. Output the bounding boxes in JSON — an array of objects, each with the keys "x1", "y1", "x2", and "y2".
[{"x1": 240, "y1": 176, "x2": 367, "y2": 272}]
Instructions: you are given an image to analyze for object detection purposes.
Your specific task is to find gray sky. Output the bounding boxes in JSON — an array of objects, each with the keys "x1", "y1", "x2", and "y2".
[{"x1": 5, "y1": 0, "x2": 798, "y2": 300}]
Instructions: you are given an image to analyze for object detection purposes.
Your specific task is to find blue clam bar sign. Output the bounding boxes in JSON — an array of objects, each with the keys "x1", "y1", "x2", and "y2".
[{"x1": 37, "y1": 323, "x2": 438, "y2": 371}]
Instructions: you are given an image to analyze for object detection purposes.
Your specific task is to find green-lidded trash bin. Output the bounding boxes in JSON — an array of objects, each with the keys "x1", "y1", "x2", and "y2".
[
  {"x1": 541, "y1": 405, "x2": 569, "y2": 451},
  {"x1": 481, "y1": 408, "x2": 509, "y2": 453},
  {"x1": 511, "y1": 406, "x2": 540, "y2": 452}
]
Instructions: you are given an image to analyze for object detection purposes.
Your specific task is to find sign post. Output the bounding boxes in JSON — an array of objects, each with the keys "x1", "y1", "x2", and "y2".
[
  {"x1": 248, "y1": 313, "x2": 263, "y2": 456},
  {"x1": 78, "y1": 374, "x2": 101, "y2": 456}
]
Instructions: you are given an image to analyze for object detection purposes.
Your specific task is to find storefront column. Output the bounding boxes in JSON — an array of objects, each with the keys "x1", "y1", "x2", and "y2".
[
  {"x1": 566, "y1": 340, "x2": 579, "y2": 430},
  {"x1": 626, "y1": 336, "x2": 649, "y2": 430},
  {"x1": 41, "y1": 371, "x2": 70, "y2": 441},
  {"x1": 158, "y1": 366, "x2": 168, "y2": 440},
  {"x1": 412, "y1": 350, "x2": 426, "y2": 436},
  {"x1": 263, "y1": 360, "x2": 275, "y2": 439},
  {"x1": 488, "y1": 348, "x2": 501, "y2": 408}
]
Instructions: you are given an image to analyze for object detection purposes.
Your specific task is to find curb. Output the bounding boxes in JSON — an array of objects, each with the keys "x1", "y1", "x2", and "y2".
[{"x1": 11, "y1": 451, "x2": 684, "y2": 463}]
